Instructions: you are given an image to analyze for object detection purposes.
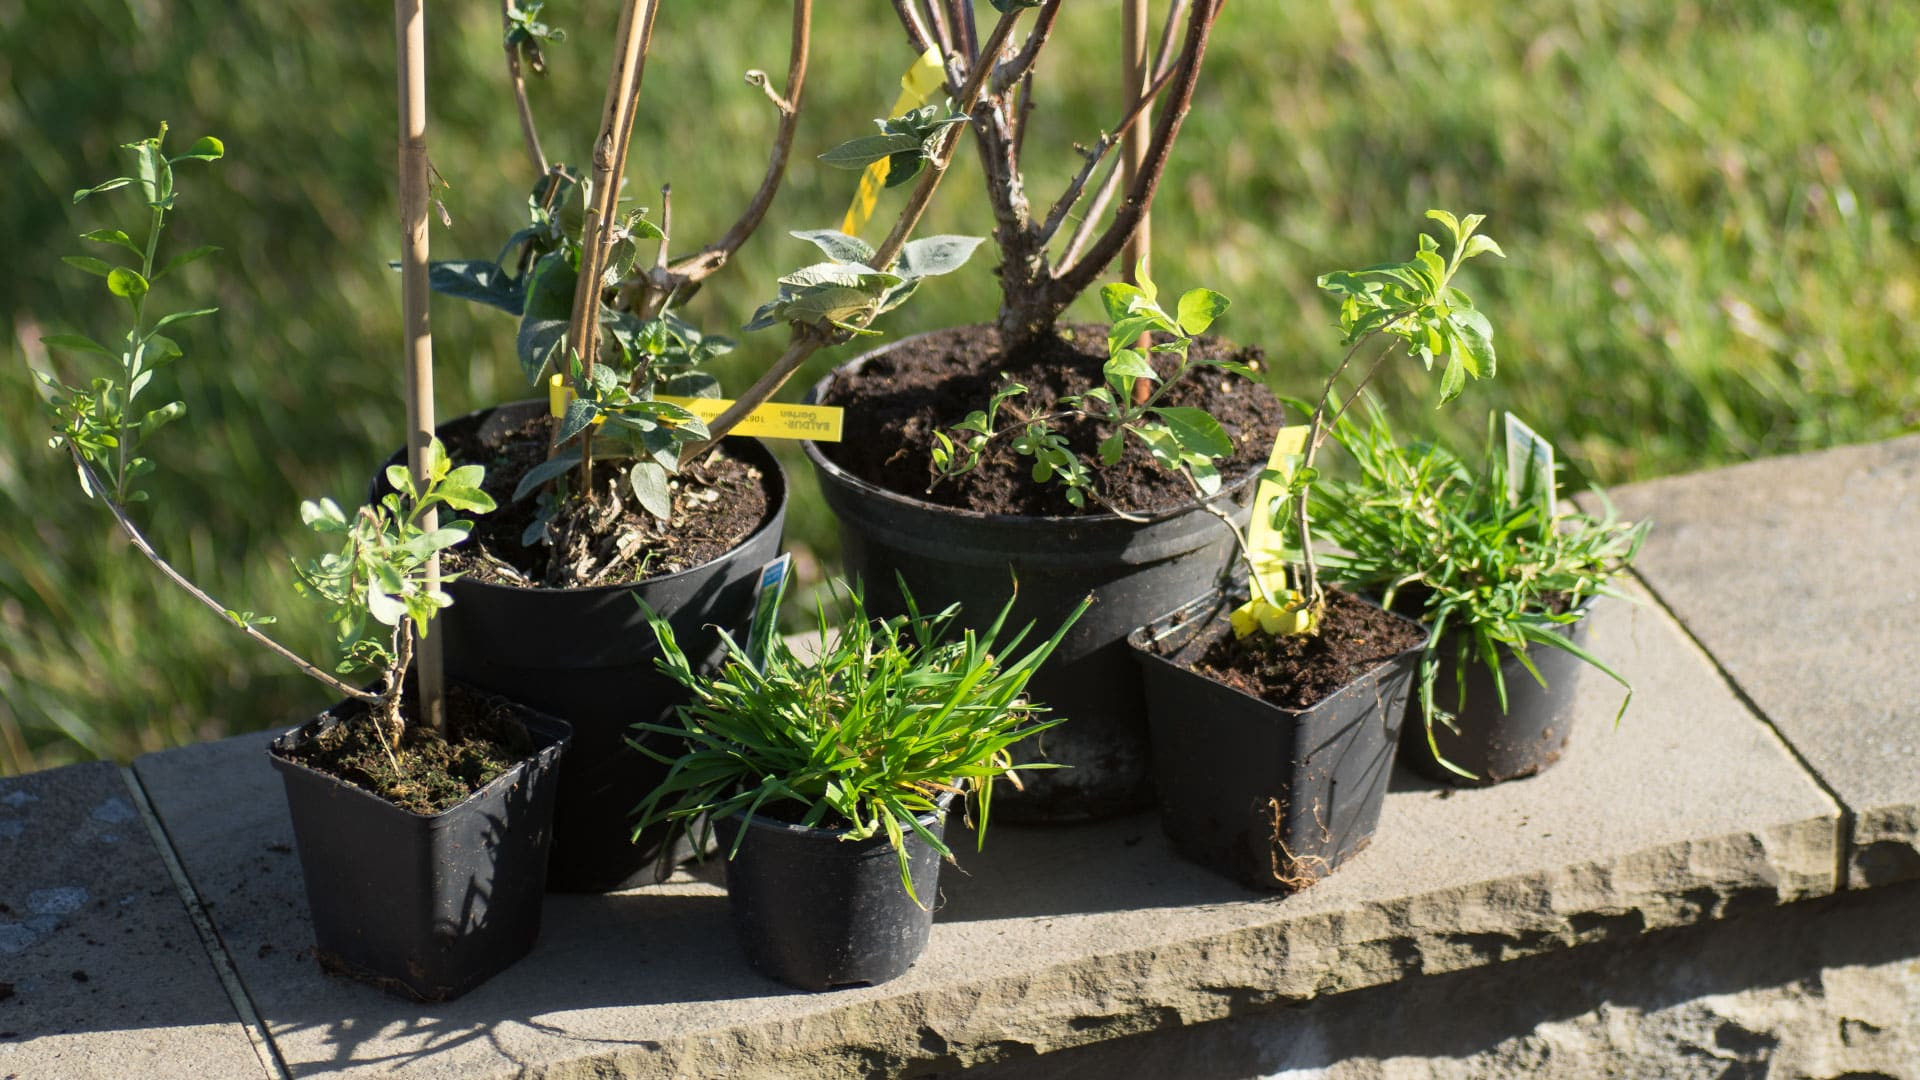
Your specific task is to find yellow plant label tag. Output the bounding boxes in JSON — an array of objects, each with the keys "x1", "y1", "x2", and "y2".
[
  {"x1": 1244, "y1": 425, "x2": 1311, "y2": 597},
  {"x1": 548, "y1": 377, "x2": 842, "y2": 442},
  {"x1": 658, "y1": 396, "x2": 843, "y2": 442},
  {"x1": 840, "y1": 47, "x2": 947, "y2": 237}
]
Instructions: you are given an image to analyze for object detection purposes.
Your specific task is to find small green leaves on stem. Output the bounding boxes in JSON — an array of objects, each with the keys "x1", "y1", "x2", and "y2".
[
  {"x1": 745, "y1": 229, "x2": 982, "y2": 337},
  {"x1": 36, "y1": 123, "x2": 224, "y2": 505},
  {"x1": 298, "y1": 438, "x2": 495, "y2": 675},
  {"x1": 929, "y1": 270, "x2": 1248, "y2": 506},
  {"x1": 504, "y1": 0, "x2": 566, "y2": 74},
  {"x1": 818, "y1": 103, "x2": 968, "y2": 189}
]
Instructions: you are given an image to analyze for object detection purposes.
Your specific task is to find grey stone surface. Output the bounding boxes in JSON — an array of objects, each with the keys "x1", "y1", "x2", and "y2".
[
  {"x1": 131, "y1": 588, "x2": 1838, "y2": 1078},
  {"x1": 0, "y1": 762, "x2": 262, "y2": 1080},
  {"x1": 1603, "y1": 435, "x2": 1920, "y2": 887},
  {"x1": 960, "y1": 879, "x2": 1920, "y2": 1080}
]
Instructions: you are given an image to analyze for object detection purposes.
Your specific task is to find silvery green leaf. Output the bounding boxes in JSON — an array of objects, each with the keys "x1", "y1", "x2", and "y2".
[
  {"x1": 895, "y1": 235, "x2": 983, "y2": 280},
  {"x1": 791, "y1": 229, "x2": 875, "y2": 264},
  {"x1": 629, "y1": 461, "x2": 673, "y2": 519}
]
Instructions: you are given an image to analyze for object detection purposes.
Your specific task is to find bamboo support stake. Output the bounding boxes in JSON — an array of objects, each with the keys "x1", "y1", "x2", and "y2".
[
  {"x1": 1122, "y1": 0, "x2": 1153, "y2": 405},
  {"x1": 395, "y1": 0, "x2": 444, "y2": 734}
]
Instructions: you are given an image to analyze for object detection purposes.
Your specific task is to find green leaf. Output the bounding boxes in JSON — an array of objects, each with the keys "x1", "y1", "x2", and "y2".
[
  {"x1": 895, "y1": 235, "x2": 984, "y2": 279},
  {"x1": 1175, "y1": 288, "x2": 1231, "y2": 336},
  {"x1": 1425, "y1": 208, "x2": 1461, "y2": 237},
  {"x1": 1098, "y1": 431, "x2": 1126, "y2": 466},
  {"x1": 1447, "y1": 308, "x2": 1496, "y2": 380},
  {"x1": 424, "y1": 436, "x2": 451, "y2": 481},
  {"x1": 62, "y1": 255, "x2": 116, "y2": 278},
  {"x1": 517, "y1": 252, "x2": 576, "y2": 383},
  {"x1": 1463, "y1": 234, "x2": 1506, "y2": 260},
  {"x1": 143, "y1": 333, "x2": 183, "y2": 363},
  {"x1": 155, "y1": 245, "x2": 221, "y2": 280},
  {"x1": 300, "y1": 497, "x2": 348, "y2": 529},
  {"x1": 80, "y1": 229, "x2": 143, "y2": 256},
  {"x1": 1099, "y1": 281, "x2": 1149, "y2": 322},
  {"x1": 366, "y1": 589, "x2": 408, "y2": 627},
  {"x1": 40, "y1": 334, "x2": 115, "y2": 357},
  {"x1": 629, "y1": 461, "x2": 673, "y2": 519},
  {"x1": 789, "y1": 229, "x2": 874, "y2": 264},
  {"x1": 557, "y1": 398, "x2": 599, "y2": 442},
  {"x1": 152, "y1": 307, "x2": 218, "y2": 330},
  {"x1": 73, "y1": 178, "x2": 134, "y2": 202},
  {"x1": 385, "y1": 464, "x2": 417, "y2": 498},
  {"x1": 1437, "y1": 355, "x2": 1467, "y2": 404},
  {"x1": 1150, "y1": 406, "x2": 1232, "y2": 460},
  {"x1": 171, "y1": 136, "x2": 225, "y2": 163},
  {"x1": 139, "y1": 400, "x2": 186, "y2": 435},
  {"x1": 107, "y1": 267, "x2": 150, "y2": 300},
  {"x1": 429, "y1": 259, "x2": 526, "y2": 314},
  {"x1": 512, "y1": 447, "x2": 581, "y2": 502},
  {"x1": 1103, "y1": 348, "x2": 1158, "y2": 385},
  {"x1": 818, "y1": 133, "x2": 922, "y2": 170}
]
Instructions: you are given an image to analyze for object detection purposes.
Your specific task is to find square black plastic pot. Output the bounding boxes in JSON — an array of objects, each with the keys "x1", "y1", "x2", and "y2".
[
  {"x1": 1128, "y1": 591, "x2": 1420, "y2": 891},
  {"x1": 718, "y1": 797, "x2": 950, "y2": 992},
  {"x1": 1398, "y1": 598, "x2": 1597, "y2": 785},
  {"x1": 268, "y1": 693, "x2": 570, "y2": 1001}
]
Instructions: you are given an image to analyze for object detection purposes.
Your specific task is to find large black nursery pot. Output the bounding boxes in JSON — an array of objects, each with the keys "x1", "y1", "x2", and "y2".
[
  {"x1": 720, "y1": 798, "x2": 951, "y2": 992},
  {"x1": 1398, "y1": 599, "x2": 1598, "y2": 786},
  {"x1": 1128, "y1": 590, "x2": 1421, "y2": 891},
  {"x1": 802, "y1": 341, "x2": 1252, "y2": 824},
  {"x1": 380, "y1": 400, "x2": 788, "y2": 892},
  {"x1": 268, "y1": 692, "x2": 570, "y2": 1001}
]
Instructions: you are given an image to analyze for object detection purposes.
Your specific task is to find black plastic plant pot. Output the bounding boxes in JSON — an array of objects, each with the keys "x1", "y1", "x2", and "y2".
[
  {"x1": 719, "y1": 799, "x2": 951, "y2": 992},
  {"x1": 1128, "y1": 590, "x2": 1420, "y2": 892},
  {"x1": 377, "y1": 401, "x2": 788, "y2": 893},
  {"x1": 801, "y1": 342, "x2": 1253, "y2": 824},
  {"x1": 1398, "y1": 599, "x2": 1597, "y2": 786},
  {"x1": 267, "y1": 694, "x2": 570, "y2": 1002}
]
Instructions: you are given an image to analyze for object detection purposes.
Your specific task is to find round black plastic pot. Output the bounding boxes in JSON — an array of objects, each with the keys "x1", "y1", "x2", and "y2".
[
  {"x1": 1398, "y1": 600, "x2": 1597, "y2": 786},
  {"x1": 719, "y1": 799, "x2": 950, "y2": 992},
  {"x1": 378, "y1": 401, "x2": 788, "y2": 892},
  {"x1": 267, "y1": 692, "x2": 570, "y2": 1002},
  {"x1": 801, "y1": 338, "x2": 1253, "y2": 824},
  {"x1": 1128, "y1": 590, "x2": 1421, "y2": 891}
]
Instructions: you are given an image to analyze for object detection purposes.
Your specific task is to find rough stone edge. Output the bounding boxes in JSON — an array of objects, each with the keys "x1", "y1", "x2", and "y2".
[
  {"x1": 528, "y1": 815, "x2": 1838, "y2": 1079},
  {"x1": 1850, "y1": 803, "x2": 1920, "y2": 889}
]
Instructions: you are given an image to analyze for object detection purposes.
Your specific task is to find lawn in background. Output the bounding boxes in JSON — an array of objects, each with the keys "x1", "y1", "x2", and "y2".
[{"x1": 2, "y1": 0, "x2": 1914, "y2": 773}]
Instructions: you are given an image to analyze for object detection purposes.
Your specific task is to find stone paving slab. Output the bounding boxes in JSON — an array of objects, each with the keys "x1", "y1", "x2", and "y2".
[
  {"x1": 0, "y1": 761, "x2": 262, "y2": 1080},
  {"x1": 131, "y1": 586, "x2": 1838, "y2": 1078},
  {"x1": 1602, "y1": 435, "x2": 1920, "y2": 887}
]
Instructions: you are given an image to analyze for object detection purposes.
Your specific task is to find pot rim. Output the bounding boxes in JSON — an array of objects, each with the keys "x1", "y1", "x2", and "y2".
[
  {"x1": 268, "y1": 687, "x2": 572, "y2": 822},
  {"x1": 1127, "y1": 586, "x2": 1425, "y2": 718},
  {"x1": 799, "y1": 325, "x2": 1271, "y2": 528},
  {"x1": 382, "y1": 399, "x2": 789, "y2": 599},
  {"x1": 723, "y1": 789, "x2": 957, "y2": 843}
]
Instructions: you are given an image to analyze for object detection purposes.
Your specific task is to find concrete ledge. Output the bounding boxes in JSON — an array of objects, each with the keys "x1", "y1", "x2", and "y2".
[
  {"x1": 122, "y1": 585, "x2": 1839, "y2": 1078},
  {"x1": 1606, "y1": 434, "x2": 1920, "y2": 888},
  {"x1": 0, "y1": 762, "x2": 261, "y2": 1079}
]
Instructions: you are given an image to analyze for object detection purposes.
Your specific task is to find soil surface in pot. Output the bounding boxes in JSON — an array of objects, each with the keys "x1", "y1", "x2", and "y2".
[
  {"x1": 1175, "y1": 590, "x2": 1425, "y2": 710},
  {"x1": 820, "y1": 324, "x2": 1287, "y2": 516},
  {"x1": 435, "y1": 406, "x2": 772, "y2": 588},
  {"x1": 276, "y1": 685, "x2": 533, "y2": 815}
]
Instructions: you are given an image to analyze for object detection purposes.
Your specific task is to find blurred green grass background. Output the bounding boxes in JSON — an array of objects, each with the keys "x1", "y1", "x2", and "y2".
[{"x1": 2, "y1": 0, "x2": 1914, "y2": 774}]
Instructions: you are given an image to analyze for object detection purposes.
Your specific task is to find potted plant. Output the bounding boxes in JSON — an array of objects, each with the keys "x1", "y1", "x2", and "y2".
[
  {"x1": 410, "y1": 0, "x2": 1004, "y2": 889},
  {"x1": 632, "y1": 577, "x2": 1088, "y2": 991},
  {"x1": 1311, "y1": 406, "x2": 1648, "y2": 784},
  {"x1": 31, "y1": 124, "x2": 570, "y2": 999},
  {"x1": 793, "y1": 0, "x2": 1287, "y2": 821},
  {"x1": 1127, "y1": 211, "x2": 1505, "y2": 890}
]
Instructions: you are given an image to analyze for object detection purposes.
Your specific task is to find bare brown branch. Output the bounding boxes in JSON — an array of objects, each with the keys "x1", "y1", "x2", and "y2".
[
  {"x1": 992, "y1": 0, "x2": 1062, "y2": 94},
  {"x1": 1035, "y1": 62, "x2": 1178, "y2": 248},
  {"x1": 668, "y1": 0, "x2": 812, "y2": 288},
  {"x1": 1047, "y1": 0, "x2": 1221, "y2": 311},
  {"x1": 501, "y1": 0, "x2": 548, "y2": 176},
  {"x1": 891, "y1": 0, "x2": 934, "y2": 56}
]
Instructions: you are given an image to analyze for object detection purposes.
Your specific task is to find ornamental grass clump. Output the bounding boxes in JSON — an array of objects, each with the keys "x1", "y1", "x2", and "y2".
[
  {"x1": 633, "y1": 580, "x2": 1089, "y2": 902},
  {"x1": 1311, "y1": 405, "x2": 1648, "y2": 769}
]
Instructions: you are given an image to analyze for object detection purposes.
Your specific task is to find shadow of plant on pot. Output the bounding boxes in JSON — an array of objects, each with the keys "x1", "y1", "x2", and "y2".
[
  {"x1": 631, "y1": 573, "x2": 1089, "y2": 992},
  {"x1": 413, "y1": 0, "x2": 1010, "y2": 890},
  {"x1": 1312, "y1": 405, "x2": 1649, "y2": 785},
  {"x1": 1127, "y1": 211, "x2": 1507, "y2": 890},
  {"x1": 30, "y1": 129, "x2": 569, "y2": 1000},
  {"x1": 801, "y1": 1, "x2": 1273, "y2": 824}
]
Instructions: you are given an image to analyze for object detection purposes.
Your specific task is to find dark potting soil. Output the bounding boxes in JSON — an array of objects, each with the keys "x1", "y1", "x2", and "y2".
[
  {"x1": 277, "y1": 685, "x2": 533, "y2": 816},
  {"x1": 433, "y1": 405, "x2": 773, "y2": 588},
  {"x1": 819, "y1": 324, "x2": 1288, "y2": 516},
  {"x1": 1184, "y1": 590, "x2": 1425, "y2": 711}
]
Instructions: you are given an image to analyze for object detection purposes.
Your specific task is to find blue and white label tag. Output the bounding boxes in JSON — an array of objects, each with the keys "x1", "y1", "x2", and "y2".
[
  {"x1": 1504, "y1": 411, "x2": 1557, "y2": 520},
  {"x1": 746, "y1": 553, "x2": 793, "y2": 671}
]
